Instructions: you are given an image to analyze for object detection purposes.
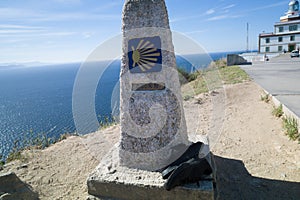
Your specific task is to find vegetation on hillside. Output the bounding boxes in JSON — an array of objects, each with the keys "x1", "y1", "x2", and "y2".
[
  {"x1": 179, "y1": 59, "x2": 251, "y2": 100},
  {"x1": 1, "y1": 131, "x2": 78, "y2": 164},
  {"x1": 0, "y1": 113, "x2": 118, "y2": 164},
  {"x1": 98, "y1": 115, "x2": 118, "y2": 130}
]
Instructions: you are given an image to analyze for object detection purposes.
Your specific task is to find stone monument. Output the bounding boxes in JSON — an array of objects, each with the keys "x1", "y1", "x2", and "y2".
[
  {"x1": 87, "y1": 1, "x2": 215, "y2": 199},
  {"x1": 119, "y1": 0, "x2": 189, "y2": 171}
]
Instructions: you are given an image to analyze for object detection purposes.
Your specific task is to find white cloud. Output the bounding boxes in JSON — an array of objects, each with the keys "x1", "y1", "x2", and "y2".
[
  {"x1": 0, "y1": 30, "x2": 76, "y2": 38},
  {"x1": 207, "y1": 15, "x2": 228, "y2": 21},
  {"x1": 0, "y1": 29, "x2": 45, "y2": 34},
  {"x1": 222, "y1": 4, "x2": 236, "y2": 10},
  {"x1": 171, "y1": 12, "x2": 208, "y2": 23},
  {"x1": 33, "y1": 13, "x2": 119, "y2": 22},
  {"x1": 185, "y1": 30, "x2": 208, "y2": 35},
  {"x1": 246, "y1": 1, "x2": 287, "y2": 12},
  {"x1": 82, "y1": 32, "x2": 95, "y2": 39},
  {"x1": 52, "y1": 0, "x2": 81, "y2": 4},
  {"x1": 185, "y1": 4, "x2": 236, "y2": 21},
  {"x1": 0, "y1": 6, "x2": 119, "y2": 23},
  {"x1": 0, "y1": 24, "x2": 46, "y2": 37},
  {"x1": 206, "y1": 14, "x2": 242, "y2": 21},
  {"x1": 206, "y1": 9, "x2": 215, "y2": 15},
  {"x1": 39, "y1": 32, "x2": 76, "y2": 36},
  {"x1": 0, "y1": 38, "x2": 29, "y2": 44},
  {"x1": 0, "y1": 8, "x2": 39, "y2": 19},
  {"x1": 0, "y1": 24, "x2": 45, "y2": 29},
  {"x1": 0, "y1": 24, "x2": 76, "y2": 38},
  {"x1": 93, "y1": 2, "x2": 123, "y2": 12},
  {"x1": 170, "y1": 16, "x2": 195, "y2": 23}
]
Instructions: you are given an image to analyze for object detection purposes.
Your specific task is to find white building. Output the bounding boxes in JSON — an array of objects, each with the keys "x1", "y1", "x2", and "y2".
[{"x1": 259, "y1": 0, "x2": 300, "y2": 53}]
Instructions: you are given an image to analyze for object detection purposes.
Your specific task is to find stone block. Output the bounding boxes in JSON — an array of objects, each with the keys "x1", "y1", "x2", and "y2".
[
  {"x1": 0, "y1": 172, "x2": 39, "y2": 200},
  {"x1": 87, "y1": 146, "x2": 215, "y2": 200}
]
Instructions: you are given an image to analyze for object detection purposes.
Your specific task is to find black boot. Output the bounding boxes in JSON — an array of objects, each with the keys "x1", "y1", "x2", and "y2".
[
  {"x1": 161, "y1": 142, "x2": 203, "y2": 179},
  {"x1": 164, "y1": 157, "x2": 212, "y2": 191}
]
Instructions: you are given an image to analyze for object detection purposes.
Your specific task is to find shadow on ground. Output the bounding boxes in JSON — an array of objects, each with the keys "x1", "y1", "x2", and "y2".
[{"x1": 214, "y1": 155, "x2": 300, "y2": 200}]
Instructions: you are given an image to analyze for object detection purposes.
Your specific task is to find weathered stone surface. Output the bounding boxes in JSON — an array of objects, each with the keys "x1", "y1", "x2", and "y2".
[
  {"x1": 87, "y1": 146, "x2": 214, "y2": 200},
  {"x1": 0, "y1": 172, "x2": 39, "y2": 200},
  {"x1": 119, "y1": 0, "x2": 189, "y2": 171}
]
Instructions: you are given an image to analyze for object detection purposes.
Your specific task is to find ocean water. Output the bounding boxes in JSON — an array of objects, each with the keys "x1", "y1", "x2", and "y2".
[{"x1": 0, "y1": 51, "x2": 244, "y2": 160}]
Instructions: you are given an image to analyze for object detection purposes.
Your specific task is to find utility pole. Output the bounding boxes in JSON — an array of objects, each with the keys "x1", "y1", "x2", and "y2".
[{"x1": 246, "y1": 23, "x2": 249, "y2": 52}]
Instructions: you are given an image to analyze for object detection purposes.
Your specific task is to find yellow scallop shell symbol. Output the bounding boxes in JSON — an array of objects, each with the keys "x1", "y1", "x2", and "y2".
[{"x1": 131, "y1": 39, "x2": 161, "y2": 72}]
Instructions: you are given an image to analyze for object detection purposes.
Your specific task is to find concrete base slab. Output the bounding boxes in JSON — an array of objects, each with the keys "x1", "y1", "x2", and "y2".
[{"x1": 87, "y1": 144, "x2": 215, "y2": 200}]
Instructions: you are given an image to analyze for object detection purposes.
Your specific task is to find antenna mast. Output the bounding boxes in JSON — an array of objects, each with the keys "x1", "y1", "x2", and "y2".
[{"x1": 246, "y1": 22, "x2": 249, "y2": 52}]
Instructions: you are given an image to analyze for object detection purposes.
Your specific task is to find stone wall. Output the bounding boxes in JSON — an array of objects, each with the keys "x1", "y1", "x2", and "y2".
[{"x1": 227, "y1": 54, "x2": 252, "y2": 66}]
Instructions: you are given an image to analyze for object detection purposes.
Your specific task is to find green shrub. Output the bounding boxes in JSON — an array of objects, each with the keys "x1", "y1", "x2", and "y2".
[
  {"x1": 98, "y1": 115, "x2": 117, "y2": 130},
  {"x1": 6, "y1": 151, "x2": 23, "y2": 163},
  {"x1": 177, "y1": 68, "x2": 201, "y2": 84},
  {"x1": 272, "y1": 104, "x2": 284, "y2": 118},
  {"x1": 58, "y1": 133, "x2": 72, "y2": 141},
  {"x1": 283, "y1": 117, "x2": 299, "y2": 142},
  {"x1": 183, "y1": 95, "x2": 193, "y2": 101},
  {"x1": 214, "y1": 59, "x2": 227, "y2": 68},
  {"x1": 192, "y1": 77, "x2": 209, "y2": 94},
  {"x1": 188, "y1": 71, "x2": 201, "y2": 82},
  {"x1": 6, "y1": 140, "x2": 26, "y2": 163},
  {"x1": 4, "y1": 130, "x2": 75, "y2": 163},
  {"x1": 261, "y1": 94, "x2": 270, "y2": 103}
]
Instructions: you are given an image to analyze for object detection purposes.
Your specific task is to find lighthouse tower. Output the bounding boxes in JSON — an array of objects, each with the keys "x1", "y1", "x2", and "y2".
[{"x1": 280, "y1": 0, "x2": 300, "y2": 22}]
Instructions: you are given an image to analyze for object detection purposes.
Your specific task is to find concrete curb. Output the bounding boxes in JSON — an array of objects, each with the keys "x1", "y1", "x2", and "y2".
[{"x1": 261, "y1": 87, "x2": 300, "y2": 131}]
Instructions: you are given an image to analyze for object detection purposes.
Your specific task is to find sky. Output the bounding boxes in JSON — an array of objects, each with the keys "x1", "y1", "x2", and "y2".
[{"x1": 0, "y1": 0, "x2": 291, "y2": 63}]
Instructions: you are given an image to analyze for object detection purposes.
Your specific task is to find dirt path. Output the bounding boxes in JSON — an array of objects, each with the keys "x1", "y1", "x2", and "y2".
[
  {"x1": 212, "y1": 82, "x2": 300, "y2": 199},
  {"x1": 3, "y1": 81, "x2": 300, "y2": 199}
]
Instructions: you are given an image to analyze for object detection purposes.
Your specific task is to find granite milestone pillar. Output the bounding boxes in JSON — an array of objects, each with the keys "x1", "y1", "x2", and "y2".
[{"x1": 119, "y1": 0, "x2": 189, "y2": 171}]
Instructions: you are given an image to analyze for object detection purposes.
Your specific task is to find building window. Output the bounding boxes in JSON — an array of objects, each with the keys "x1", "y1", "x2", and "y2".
[
  {"x1": 266, "y1": 38, "x2": 270, "y2": 43},
  {"x1": 295, "y1": 2, "x2": 299, "y2": 11},
  {"x1": 279, "y1": 27, "x2": 284, "y2": 32},
  {"x1": 278, "y1": 37, "x2": 283, "y2": 42},
  {"x1": 289, "y1": 25, "x2": 298, "y2": 31},
  {"x1": 290, "y1": 35, "x2": 295, "y2": 41},
  {"x1": 266, "y1": 47, "x2": 270, "y2": 52},
  {"x1": 278, "y1": 46, "x2": 283, "y2": 52}
]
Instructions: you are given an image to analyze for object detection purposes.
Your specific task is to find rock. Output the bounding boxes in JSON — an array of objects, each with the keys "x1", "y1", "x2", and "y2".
[
  {"x1": 0, "y1": 172, "x2": 39, "y2": 200},
  {"x1": 281, "y1": 173, "x2": 287, "y2": 178},
  {"x1": 17, "y1": 164, "x2": 28, "y2": 170}
]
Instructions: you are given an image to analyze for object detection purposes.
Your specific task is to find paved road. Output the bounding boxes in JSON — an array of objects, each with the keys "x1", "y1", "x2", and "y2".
[{"x1": 241, "y1": 54, "x2": 300, "y2": 118}]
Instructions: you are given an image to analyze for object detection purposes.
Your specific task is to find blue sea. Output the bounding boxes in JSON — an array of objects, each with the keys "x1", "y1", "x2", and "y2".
[{"x1": 0, "y1": 51, "x2": 245, "y2": 160}]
